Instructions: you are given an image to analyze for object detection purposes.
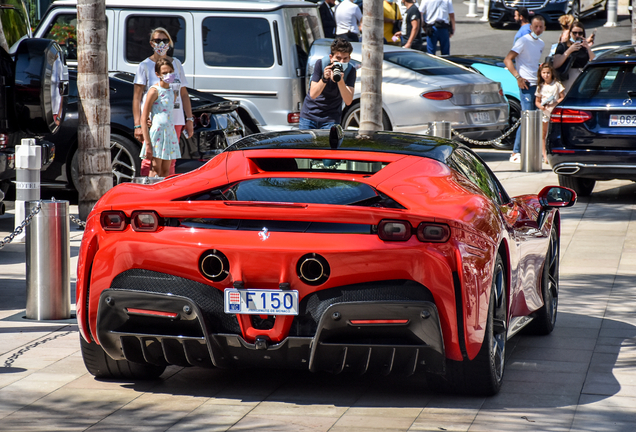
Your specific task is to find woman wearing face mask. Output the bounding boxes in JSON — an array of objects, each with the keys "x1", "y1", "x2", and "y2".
[
  {"x1": 133, "y1": 27, "x2": 194, "y2": 176},
  {"x1": 552, "y1": 22, "x2": 595, "y2": 93}
]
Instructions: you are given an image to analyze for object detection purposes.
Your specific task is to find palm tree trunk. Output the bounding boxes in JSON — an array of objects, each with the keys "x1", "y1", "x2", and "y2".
[
  {"x1": 359, "y1": 0, "x2": 384, "y2": 134},
  {"x1": 632, "y1": 5, "x2": 635, "y2": 45},
  {"x1": 77, "y1": 0, "x2": 111, "y2": 219}
]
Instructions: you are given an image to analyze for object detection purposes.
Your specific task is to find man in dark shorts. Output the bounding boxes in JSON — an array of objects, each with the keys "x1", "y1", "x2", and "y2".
[
  {"x1": 401, "y1": 0, "x2": 423, "y2": 50},
  {"x1": 299, "y1": 38, "x2": 356, "y2": 130}
]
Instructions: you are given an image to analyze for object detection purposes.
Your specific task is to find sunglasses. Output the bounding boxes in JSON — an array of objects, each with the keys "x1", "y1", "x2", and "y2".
[
  {"x1": 571, "y1": 31, "x2": 584, "y2": 36},
  {"x1": 152, "y1": 38, "x2": 170, "y2": 44}
]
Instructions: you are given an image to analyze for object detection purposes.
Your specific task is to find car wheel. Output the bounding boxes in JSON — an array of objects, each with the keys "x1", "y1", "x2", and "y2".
[
  {"x1": 489, "y1": 22, "x2": 503, "y2": 29},
  {"x1": 491, "y1": 98, "x2": 520, "y2": 151},
  {"x1": 525, "y1": 227, "x2": 559, "y2": 335},
  {"x1": 342, "y1": 102, "x2": 391, "y2": 131},
  {"x1": 71, "y1": 133, "x2": 141, "y2": 190},
  {"x1": 80, "y1": 336, "x2": 166, "y2": 380},
  {"x1": 427, "y1": 254, "x2": 507, "y2": 396},
  {"x1": 558, "y1": 175, "x2": 595, "y2": 197}
]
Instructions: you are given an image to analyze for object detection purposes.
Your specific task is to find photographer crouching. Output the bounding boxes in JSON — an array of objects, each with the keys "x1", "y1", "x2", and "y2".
[{"x1": 299, "y1": 38, "x2": 356, "y2": 130}]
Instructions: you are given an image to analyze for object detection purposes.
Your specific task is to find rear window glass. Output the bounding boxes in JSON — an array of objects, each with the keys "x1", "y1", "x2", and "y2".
[
  {"x1": 384, "y1": 51, "x2": 472, "y2": 76},
  {"x1": 41, "y1": 13, "x2": 82, "y2": 61},
  {"x1": 567, "y1": 65, "x2": 636, "y2": 100},
  {"x1": 125, "y1": 15, "x2": 186, "y2": 63},
  {"x1": 1, "y1": 2, "x2": 30, "y2": 48},
  {"x1": 292, "y1": 15, "x2": 321, "y2": 73},
  {"x1": 254, "y1": 158, "x2": 387, "y2": 174},
  {"x1": 202, "y1": 17, "x2": 274, "y2": 68}
]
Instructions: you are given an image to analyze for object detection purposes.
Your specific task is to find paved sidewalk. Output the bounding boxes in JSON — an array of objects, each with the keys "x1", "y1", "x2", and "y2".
[{"x1": 1, "y1": 149, "x2": 635, "y2": 431}]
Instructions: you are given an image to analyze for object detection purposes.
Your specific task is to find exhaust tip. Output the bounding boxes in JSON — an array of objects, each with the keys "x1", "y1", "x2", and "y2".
[
  {"x1": 199, "y1": 249, "x2": 230, "y2": 282},
  {"x1": 553, "y1": 164, "x2": 581, "y2": 175},
  {"x1": 297, "y1": 253, "x2": 330, "y2": 286}
]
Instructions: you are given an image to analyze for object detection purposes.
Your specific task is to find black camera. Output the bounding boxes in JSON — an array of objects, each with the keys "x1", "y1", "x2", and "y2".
[{"x1": 332, "y1": 62, "x2": 344, "y2": 83}]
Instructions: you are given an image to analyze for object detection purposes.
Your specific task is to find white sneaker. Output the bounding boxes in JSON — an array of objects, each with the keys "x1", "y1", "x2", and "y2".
[{"x1": 509, "y1": 153, "x2": 520, "y2": 163}]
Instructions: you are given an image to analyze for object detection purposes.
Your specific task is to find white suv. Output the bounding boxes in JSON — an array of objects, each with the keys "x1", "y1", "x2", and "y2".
[{"x1": 35, "y1": 0, "x2": 324, "y2": 134}]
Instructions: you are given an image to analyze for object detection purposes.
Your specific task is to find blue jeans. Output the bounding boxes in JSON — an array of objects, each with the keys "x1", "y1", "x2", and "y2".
[
  {"x1": 513, "y1": 85, "x2": 537, "y2": 154},
  {"x1": 426, "y1": 27, "x2": 450, "y2": 55},
  {"x1": 298, "y1": 117, "x2": 337, "y2": 130}
]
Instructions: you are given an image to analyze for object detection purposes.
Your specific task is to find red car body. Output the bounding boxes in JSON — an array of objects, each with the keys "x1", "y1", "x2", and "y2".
[{"x1": 76, "y1": 130, "x2": 575, "y2": 395}]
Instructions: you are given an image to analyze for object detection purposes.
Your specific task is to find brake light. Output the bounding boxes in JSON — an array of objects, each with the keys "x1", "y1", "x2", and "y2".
[
  {"x1": 287, "y1": 112, "x2": 300, "y2": 123},
  {"x1": 550, "y1": 108, "x2": 593, "y2": 123},
  {"x1": 100, "y1": 211, "x2": 127, "y2": 231},
  {"x1": 378, "y1": 220, "x2": 412, "y2": 241},
  {"x1": 131, "y1": 211, "x2": 160, "y2": 232},
  {"x1": 416, "y1": 223, "x2": 450, "y2": 243},
  {"x1": 421, "y1": 91, "x2": 453, "y2": 100}
]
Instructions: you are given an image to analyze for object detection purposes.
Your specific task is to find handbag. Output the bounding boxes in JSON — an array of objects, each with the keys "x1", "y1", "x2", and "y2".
[{"x1": 555, "y1": 43, "x2": 575, "y2": 81}]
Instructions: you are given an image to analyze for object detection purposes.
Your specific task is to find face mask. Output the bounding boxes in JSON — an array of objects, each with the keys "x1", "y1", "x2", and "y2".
[
  {"x1": 340, "y1": 61, "x2": 349, "y2": 71},
  {"x1": 530, "y1": 31, "x2": 539, "y2": 40},
  {"x1": 161, "y1": 72, "x2": 176, "y2": 84},
  {"x1": 152, "y1": 41, "x2": 170, "y2": 56}
]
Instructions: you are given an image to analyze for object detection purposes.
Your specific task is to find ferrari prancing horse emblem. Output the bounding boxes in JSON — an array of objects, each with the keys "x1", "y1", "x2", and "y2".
[{"x1": 258, "y1": 227, "x2": 270, "y2": 241}]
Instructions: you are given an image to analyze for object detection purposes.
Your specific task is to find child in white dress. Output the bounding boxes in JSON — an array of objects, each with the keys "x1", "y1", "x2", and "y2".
[
  {"x1": 140, "y1": 58, "x2": 181, "y2": 177},
  {"x1": 535, "y1": 63, "x2": 565, "y2": 164}
]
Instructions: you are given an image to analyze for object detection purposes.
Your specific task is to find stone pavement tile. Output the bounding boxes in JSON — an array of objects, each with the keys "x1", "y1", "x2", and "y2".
[
  {"x1": 582, "y1": 372, "x2": 636, "y2": 398},
  {"x1": 571, "y1": 394, "x2": 636, "y2": 432},
  {"x1": 89, "y1": 406, "x2": 192, "y2": 427},
  {"x1": 331, "y1": 413, "x2": 416, "y2": 430},
  {"x1": 329, "y1": 428, "x2": 408, "y2": 432},
  {"x1": 514, "y1": 334, "x2": 597, "y2": 350},
  {"x1": 466, "y1": 408, "x2": 574, "y2": 432},
  {"x1": 122, "y1": 392, "x2": 208, "y2": 413},
  {"x1": 262, "y1": 374, "x2": 367, "y2": 406},
  {"x1": 502, "y1": 369, "x2": 587, "y2": 387},
  {"x1": 251, "y1": 401, "x2": 347, "y2": 417},
  {"x1": 87, "y1": 426, "x2": 170, "y2": 432},
  {"x1": 498, "y1": 378, "x2": 583, "y2": 397},
  {"x1": 409, "y1": 412, "x2": 474, "y2": 432},
  {"x1": 506, "y1": 345, "x2": 593, "y2": 364},
  {"x1": 505, "y1": 358, "x2": 589, "y2": 375},
  {"x1": 0, "y1": 417, "x2": 96, "y2": 432},
  {"x1": 227, "y1": 414, "x2": 338, "y2": 431},
  {"x1": 341, "y1": 406, "x2": 423, "y2": 418}
]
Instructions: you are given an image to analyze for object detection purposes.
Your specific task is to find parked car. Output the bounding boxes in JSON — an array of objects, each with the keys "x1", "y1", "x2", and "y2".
[
  {"x1": 308, "y1": 40, "x2": 509, "y2": 143},
  {"x1": 40, "y1": 69, "x2": 244, "y2": 190},
  {"x1": 488, "y1": 0, "x2": 608, "y2": 28},
  {"x1": 75, "y1": 128, "x2": 576, "y2": 395},
  {"x1": 547, "y1": 45, "x2": 636, "y2": 196},
  {"x1": 35, "y1": 0, "x2": 324, "y2": 134},
  {"x1": 592, "y1": 40, "x2": 632, "y2": 58},
  {"x1": 443, "y1": 54, "x2": 520, "y2": 150}
]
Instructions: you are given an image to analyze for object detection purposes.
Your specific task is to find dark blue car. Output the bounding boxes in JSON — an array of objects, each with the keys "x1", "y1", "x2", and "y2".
[{"x1": 547, "y1": 45, "x2": 636, "y2": 196}]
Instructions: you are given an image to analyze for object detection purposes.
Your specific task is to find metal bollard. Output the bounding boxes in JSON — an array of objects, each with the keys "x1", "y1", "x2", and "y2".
[
  {"x1": 604, "y1": 0, "x2": 617, "y2": 27},
  {"x1": 520, "y1": 110, "x2": 542, "y2": 173},
  {"x1": 480, "y1": 0, "x2": 490, "y2": 21},
  {"x1": 467, "y1": 0, "x2": 478, "y2": 17},
  {"x1": 427, "y1": 121, "x2": 452, "y2": 139},
  {"x1": 25, "y1": 200, "x2": 71, "y2": 320},
  {"x1": 15, "y1": 139, "x2": 41, "y2": 242}
]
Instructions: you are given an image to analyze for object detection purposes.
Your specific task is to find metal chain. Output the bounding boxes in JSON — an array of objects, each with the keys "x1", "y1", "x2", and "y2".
[
  {"x1": 450, "y1": 117, "x2": 523, "y2": 146},
  {"x1": 70, "y1": 215, "x2": 86, "y2": 228},
  {"x1": 0, "y1": 201, "x2": 42, "y2": 249}
]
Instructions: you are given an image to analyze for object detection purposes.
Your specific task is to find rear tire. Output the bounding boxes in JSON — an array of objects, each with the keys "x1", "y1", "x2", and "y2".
[
  {"x1": 558, "y1": 175, "x2": 595, "y2": 197},
  {"x1": 80, "y1": 336, "x2": 165, "y2": 380},
  {"x1": 342, "y1": 102, "x2": 392, "y2": 131},
  {"x1": 427, "y1": 255, "x2": 507, "y2": 396}
]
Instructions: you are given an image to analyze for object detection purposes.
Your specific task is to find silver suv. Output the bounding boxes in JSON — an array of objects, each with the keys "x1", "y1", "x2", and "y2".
[{"x1": 35, "y1": 0, "x2": 324, "y2": 133}]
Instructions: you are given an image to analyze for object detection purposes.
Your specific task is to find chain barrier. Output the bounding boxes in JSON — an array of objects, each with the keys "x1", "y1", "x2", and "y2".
[
  {"x1": 70, "y1": 215, "x2": 86, "y2": 228},
  {"x1": 450, "y1": 117, "x2": 523, "y2": 146},
  {"x1": 0, "y1": 201, "x2": 42, "y2": 249}
]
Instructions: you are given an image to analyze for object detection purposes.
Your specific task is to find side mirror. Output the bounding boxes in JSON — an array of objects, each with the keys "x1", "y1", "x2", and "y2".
[{"x1": 538, "y1": 186, "x2": 577, "y2": 208}]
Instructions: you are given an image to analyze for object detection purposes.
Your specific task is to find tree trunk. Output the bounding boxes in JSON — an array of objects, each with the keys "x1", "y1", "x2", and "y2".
[
  {"x1": 633, "y1": 3, "x2": 635, "y2": 45},
  {"x1": 77, "y1": 0, "x2": 111, "y2": 219},
  {"x1": 359, "y1": 0, "x2": 384, "y2": 135}
]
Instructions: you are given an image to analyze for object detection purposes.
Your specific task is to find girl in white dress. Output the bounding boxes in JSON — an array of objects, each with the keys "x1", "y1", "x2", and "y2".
[{"x1": 535, "y1": 63, "x2": 565, "y2": 164}]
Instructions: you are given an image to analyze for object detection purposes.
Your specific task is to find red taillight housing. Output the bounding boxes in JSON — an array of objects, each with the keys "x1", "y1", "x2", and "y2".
[
  {"x1": 378, "y1": 220, "x2": 412, "y2": 241},
  {"x1": 550, "y1": 108, "x2": 593, "y2": 124},
  {"x1": 416, "y1": 223, "x2": 450, "y2": 243},
  {"x1": 421, "y1": 91, "x2": 453, "y2": 101},
  {"x1": 100, "y1": 211, "x2": 127, "y2": 231},
  {"x1": 287, "y1": 112, "x2": 300, "y2": 123},
  {"x1": 0, "y1": 133, "x2": 7, "y2": 150},
  {"x1": 131, "y1": 211, "x2": 160, "y2": 232}
]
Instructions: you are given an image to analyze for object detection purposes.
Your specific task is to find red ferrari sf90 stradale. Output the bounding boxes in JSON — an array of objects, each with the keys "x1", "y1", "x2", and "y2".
[{"x1": 76, "y1": 128, "x2": 575, "y2": 395}]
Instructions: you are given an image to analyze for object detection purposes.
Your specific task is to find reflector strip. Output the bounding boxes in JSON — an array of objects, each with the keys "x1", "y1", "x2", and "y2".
[
  {"x1": 126, "y1": 308, "x2": 178, "y2": 319},
  {"x1": 349, "y1": 319, "x2": 409, "y2": 325}
]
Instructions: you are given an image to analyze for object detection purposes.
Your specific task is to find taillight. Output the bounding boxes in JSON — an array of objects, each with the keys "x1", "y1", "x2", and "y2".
[
  {"x1": 421, "y1": 91, "x2": 453, "y2": 100},
  {"x1": 416, "y1": 223, "x2": 450, "y2": 243},
  {"x1": 101, "y1": 211, "x2": 127, "y2": 231},
  {"x1": 378, "y1": 220, "x2": 412, "y2": 241},
  {"x1": 131, "y1": 211, "x2": 160, "y2": 232},
  {"x1": 0, "y1": 133, "x2": 7, "y2": 150},
  {"x1": 196, "y1": 112, "x2": 211, "y2": 128},
  {"x1": 287, "y1": 112, "x2": 300, "y2": 123},
  {"x1": 498, "y1": 88, "x2": 504, "y2": 97},
  {"x1": 550, "y1": 108, "x2": 593, "y2": 123}
]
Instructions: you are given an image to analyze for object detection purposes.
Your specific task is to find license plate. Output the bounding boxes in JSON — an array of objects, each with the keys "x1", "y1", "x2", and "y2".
[
  {"x1": 224, "y1": 288, "x2": 299, "y2": 315},
  {"x1": 470, "y1": 111, "x2": 491, "y2": 124},
  {"x1": 609, "y1": 115, "x2": 636, "y2": 126}
]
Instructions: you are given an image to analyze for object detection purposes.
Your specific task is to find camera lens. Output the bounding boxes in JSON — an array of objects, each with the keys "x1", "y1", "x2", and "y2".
[{"x1": 332, "y1": 63, "x2": 343, "y2": 83}]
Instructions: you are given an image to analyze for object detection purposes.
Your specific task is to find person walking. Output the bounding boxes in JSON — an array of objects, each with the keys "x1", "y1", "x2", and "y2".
[
  {"x1": 140, "y1": 58, "x2": 181, "y2": 178},
  {"x1": 552, "y1": 21, "x2": 595, "y2": 93},
  {"x1": 383, "y1": 0, "x2": 402, "y2": 45},
  {"x1": 335, "y1": 0, "x2": 363, "y2": 43},
  {"x1": 400, "y1": 0, "x2": 424, "y2": 50},
  {"x1": 319, "y1": 0, "x2": 337, "y2": 38},
  {"x1": 419, "y1": 0, "x2": 455, "y2": 55},
  {"x1": 513, "y1": 7, "x2": 531, "y2": 43},
  {"x1": 503, "y1": 15, "x2": 546, "y2": 163},
  {"x1": 535, "y1": 63, "x2": 565, "y2": 164}
]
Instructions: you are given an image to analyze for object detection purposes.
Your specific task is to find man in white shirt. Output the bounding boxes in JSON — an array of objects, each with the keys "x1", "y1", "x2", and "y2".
[
  {"x1": 419, "y1": 0, "x2": 455, "y2": 55},
  {"x1": 335, "y1": 0, "x2": 363, "y2": 42},
  {"x1": 504, "y1": 15, "x2": 546, "y2": 162}
]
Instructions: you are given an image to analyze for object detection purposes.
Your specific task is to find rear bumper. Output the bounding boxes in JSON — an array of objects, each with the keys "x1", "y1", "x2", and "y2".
[
  {"x1": 94, "y1": 274, "x2": 446, "y2": 375},
  {"x1": 549, "y1": 149, "x2": 636, "y2": 180},
  {"x1": 553, "y1": 162, "x2": 636, "y2": 180}
]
